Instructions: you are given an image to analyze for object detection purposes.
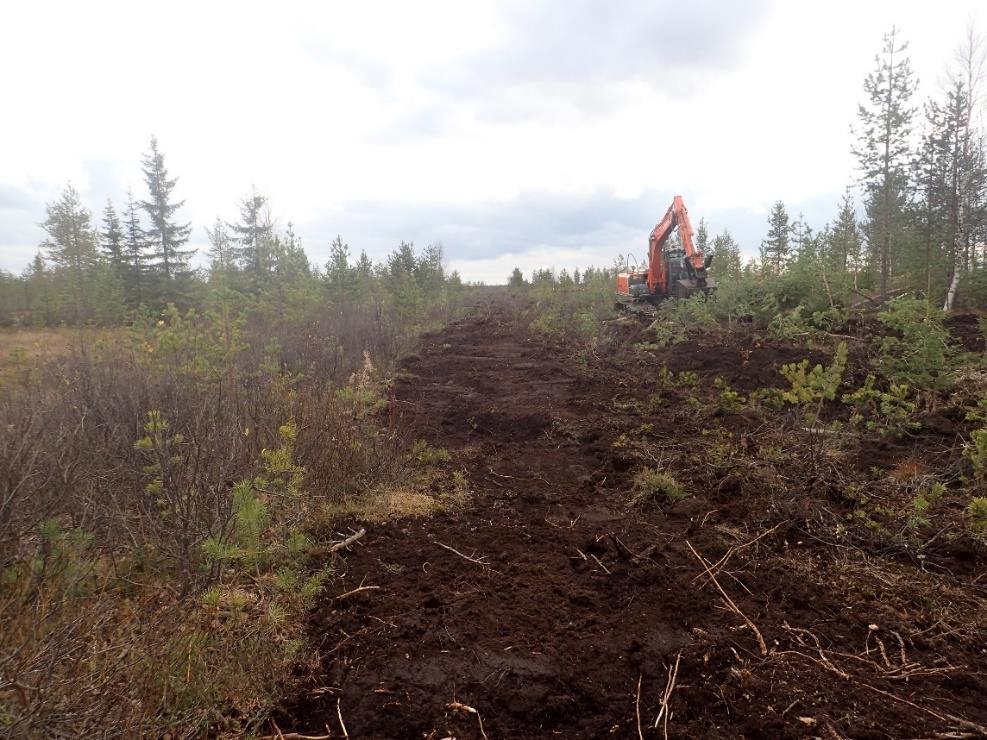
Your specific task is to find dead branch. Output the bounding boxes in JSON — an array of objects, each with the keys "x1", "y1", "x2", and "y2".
[
  {"x1": 687, "y1": 541, "x2": 768, "y2": 656},
  {"x1": 859, "y1": 683, "x2": 987, "y2": 735},
  {"x1": 654, "y1": 651, "x2": 682, "y2": 739},
  {"x1": 635, "y1": 673, "x2": 644, "y2": 740},
  {"x1": 590, "y1": 553, "x2": 612, "y2": 575},
  {"x1": 436, "y1": 541, "x2": 490, "y2": 566},
  {"x1": 694, "y1": 522, "x2": 785, "y2": 585},
  {"x1": 328, "y1": 528, "x2": 366, "y2": 553},
  {"x1": 263, "y1": 720, "x2": 331, "y2": 740},
  {"x1": 335, "y1": 585, "x2": 380, "y2": 600},
  {"x1": 447, "y1": 700, "x2": 490, "y2": 740},
  {"x1": 337, "y1": 697, "x2": 349, "y2": 738}
]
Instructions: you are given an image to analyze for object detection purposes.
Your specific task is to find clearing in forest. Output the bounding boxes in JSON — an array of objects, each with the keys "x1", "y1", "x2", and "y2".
[{"x1": 276, "y1": 296, "x2": 987, "y2": 739}]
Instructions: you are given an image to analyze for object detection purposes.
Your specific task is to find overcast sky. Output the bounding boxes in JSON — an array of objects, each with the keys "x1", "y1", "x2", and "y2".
[{"x1": 1, "y1": 0, "x2": 983, "y2": 283}]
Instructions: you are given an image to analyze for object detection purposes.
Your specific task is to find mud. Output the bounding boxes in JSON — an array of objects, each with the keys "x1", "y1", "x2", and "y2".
[{"x1": 276, "y1": 297, "x2": 987, "y2": 739}]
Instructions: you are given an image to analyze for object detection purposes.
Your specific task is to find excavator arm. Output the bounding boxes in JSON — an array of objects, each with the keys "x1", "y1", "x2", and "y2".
[
  {"x1": 646, "y1": 195, "x2": 708, "y2": 294},
  {"x1": 615, "y1": 194, "x2": 713, "y2": 302}
]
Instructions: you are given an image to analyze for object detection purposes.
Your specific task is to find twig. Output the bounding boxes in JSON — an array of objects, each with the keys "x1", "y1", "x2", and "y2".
[
  {"x1": 591, "y1": 553, "x2": 612, "y2": 575},
  {"x1": 447, "y1": 701, "x2": 490, "y2": 740},
  {"x1": 329, "y1": 528, "x2": 366, "y2": 553},
  {"x1": 693, "y1": 522, "x2": 785, "y2": 585},
  {"x1": 654, "y1": 651, "x2": 682, "y2": 739},
  {"x1": 859, "y1": 683, "x2": 987, "y2": 734},
  {"x1": 263, "y1": 721, "x2": 331, "y2": 740},
  {"x1": 687, "y1": 541, "x2": 768, "y2": 656},
  {"x1": 337, "y1": 697, "x2": 349, "y2": 738},
  {"x1": 336, "y1": 585, "x2": 380, "y2": 600},
  {"x1": 436, "y1": 541, "x2": 490, "y2": 566},
  {"x1": 635, "y1": 673, "x2": 644, "y2": 740}
]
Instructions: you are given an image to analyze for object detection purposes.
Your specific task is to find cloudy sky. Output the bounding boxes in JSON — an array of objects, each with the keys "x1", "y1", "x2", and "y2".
[{"x1": 1, "y1": 0, "x2": 983, "y2": 282}]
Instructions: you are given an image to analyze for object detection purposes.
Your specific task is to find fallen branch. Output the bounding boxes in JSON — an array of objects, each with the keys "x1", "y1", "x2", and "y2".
[
  {"x1": 337, "y1": 697, "x2": 349, "y2": 738},
  {"x1": 590, "y1": 553, "x2": 612, "y2": 575},
  {"x1": 436, "y1": 541, "x2": 490, "y2": 566},
  {"x1": 263, "y1": 720, "x2": 331, "y2": 740},
  {"x1": 329, "y1": 528, "x2": 366, "y2": 553},
  {"x1": 447, "y1": 700, "x2": 490, "y2": 740},
  {"x1": 859, "y1": 683, "x2": 987, "y2": 735},
  {"x1": 687, "y1": 541, "x2": 768, "y2": 656},
  {"x1": 693, "y1": 522, "x2": 785, "y2": 586},
  {"x1": 635, "y1": 673, "x2": 644, "y2": 740},
  {"x1": 654, "y1": 651, "x2": 682, "y2": 739},
  {"x1": 335, "y1": 585, "x2": 380, "y2": 600}
]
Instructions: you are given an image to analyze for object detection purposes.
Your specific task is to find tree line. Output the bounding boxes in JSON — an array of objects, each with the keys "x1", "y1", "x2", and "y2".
[
  {"x1": 712, "y1": 25, "x2": 986, "y2": 311},
  {"x1": 0, "y1": 137, "x2": 462, "y2": 326}
]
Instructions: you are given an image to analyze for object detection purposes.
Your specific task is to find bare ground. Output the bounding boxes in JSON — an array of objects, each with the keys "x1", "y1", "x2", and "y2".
[{"x1": 276, "y1": 297, "x2": 987, "y2": 739}]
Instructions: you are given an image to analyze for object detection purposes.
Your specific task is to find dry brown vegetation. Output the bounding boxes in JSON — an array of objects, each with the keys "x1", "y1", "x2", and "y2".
[{"x1": 0, "y1": 291, "x2": 467, "y2": 737}]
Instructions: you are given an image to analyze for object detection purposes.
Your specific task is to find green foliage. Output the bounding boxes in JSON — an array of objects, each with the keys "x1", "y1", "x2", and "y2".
[
  {"x1": 965, "y1": 496, "x2": 987, "y2": 538},
  {"x1": 410, "y1": 439, "x2": 453, "y2": 466},
  {"x1": 779, "y1": 341, "x2": 848, "y2": 406},
  {"x1": 713, "y1": 378, "x2": 746, "y2": 415},
  {"x1": 841, "y1": 374, "x2": 918, "y2": 436},
  {"x1": 876, "y1": 298, "x2": 956, "y2": 389},
  {"x1": 649, "y1": 295, "x2": 716, "y2": 347},
  {"x1": 632, "y1": 468, "x2": 688, "y2": 504},
  {"x1": 908, "y1": 482, "x2": 946, "y2": 530},
  {"x1": 966, "y1": 429, "x2": 987, "y2": 484}
]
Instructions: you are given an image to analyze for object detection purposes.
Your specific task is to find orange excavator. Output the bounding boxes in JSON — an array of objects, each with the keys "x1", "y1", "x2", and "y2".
[{"x1": 616, "y1": 195, "x2": 714, "y2": 303}]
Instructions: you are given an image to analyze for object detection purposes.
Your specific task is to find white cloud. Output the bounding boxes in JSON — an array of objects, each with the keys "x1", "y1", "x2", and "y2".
[{"x1": 0, "y1": 0, "x2": 983, "y2": 282}]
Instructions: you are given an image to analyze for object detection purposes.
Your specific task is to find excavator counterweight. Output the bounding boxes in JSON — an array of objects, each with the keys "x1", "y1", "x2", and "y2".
[{"x1": 616, "y1": 195, "x2": 714, "y2": 303}]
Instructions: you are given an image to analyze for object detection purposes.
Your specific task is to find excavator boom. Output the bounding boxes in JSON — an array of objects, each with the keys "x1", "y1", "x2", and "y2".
[{"x1": 616, "y1": 195, "x2": 713, "y2": 302}]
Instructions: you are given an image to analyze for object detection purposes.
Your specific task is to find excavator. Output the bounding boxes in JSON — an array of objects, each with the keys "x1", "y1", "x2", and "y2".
[{"x1": 616, "y1": 195, "x2": 714, "y2": 304}]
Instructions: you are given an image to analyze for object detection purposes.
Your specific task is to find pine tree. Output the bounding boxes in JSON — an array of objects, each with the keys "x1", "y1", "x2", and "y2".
[
  {"x1": 829, "y1": 189, "x2": 863, "y2": 278},
  {"x1": 40, "y1": 183, "x2": 99, "y2": 323},
  {"x1": 853, "y1": 27, "x2": 917, "y2": 298},
  {"x1": 229, "y1": 187, "x2": 273, "y2": 277},
  {"x1": 140, "y1": 136, "x2": 193, "y2": 285},
  {"x1": 325, "y1": 235, "x2": 355, "y2": 306},
  {"x1": 122, "y1": 190, "x2": 149, "y2": 306},
  {"x1": 760, "y1": 201, "x2": 791, "y2": 274},
  {"x1": 711, "y1": 230, "x2": 742, "y2": 280}
]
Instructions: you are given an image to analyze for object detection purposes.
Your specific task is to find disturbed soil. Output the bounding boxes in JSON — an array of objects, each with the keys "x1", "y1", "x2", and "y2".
[{"x1": 277, "y1": 298, "x2": 987, "y2": 738}]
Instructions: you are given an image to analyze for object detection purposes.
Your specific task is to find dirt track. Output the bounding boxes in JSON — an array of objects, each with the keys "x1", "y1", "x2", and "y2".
[{"x1": 278, "y1": 298, "x2": 987, "y2": 738}]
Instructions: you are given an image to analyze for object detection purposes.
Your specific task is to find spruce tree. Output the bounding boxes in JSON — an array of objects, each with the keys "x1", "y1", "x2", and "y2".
[
  {"x1": 853, "y1": 27, "x2": 917, "y2": 298},
  {"x1": 760, "y1": 201, "x2": 791, "y2": 274},
  {"x1": 139, "y1": 136, "x2": 193, "y2": 286},
  {"x1": 122, "y1": 190, "x2": 149, "y2": 306},
  {"x1": 229, "y1": 188, "x2": 273, "y2": 277},
  {"x1": 100, "y1": 199, "x2": 125, "y2": 270}
]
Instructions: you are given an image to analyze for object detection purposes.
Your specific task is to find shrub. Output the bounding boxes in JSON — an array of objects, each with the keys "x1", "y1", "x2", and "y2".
[
  {"x1": 966, "y1": 429, "x2": 987, "y2": 484},
  {"x1": 632, "y1": 468, "x2": 688, "y2": 504},
  {"x1": 842, "y1": 375, "x2": 918, "y2": 437},
  {"x1": 966, "y1": 496, "x2": 987, "y2": 538},
  {"x1": 779, "y1": 341, "x2": 847, "y2": 407},
  {"x1": 875, "y1": 298, "x2": 957, "y2": 390}
]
